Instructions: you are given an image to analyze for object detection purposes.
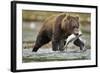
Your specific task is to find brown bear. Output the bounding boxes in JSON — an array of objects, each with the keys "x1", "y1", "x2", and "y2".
[{"x1": 32, "y1": 13, "x2": 80, "y2": 52}]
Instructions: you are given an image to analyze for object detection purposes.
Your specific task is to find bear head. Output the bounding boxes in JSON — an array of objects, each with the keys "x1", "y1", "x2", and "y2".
[{"x1": 62, "y1": 15, "x2": 80, "y2": 36}]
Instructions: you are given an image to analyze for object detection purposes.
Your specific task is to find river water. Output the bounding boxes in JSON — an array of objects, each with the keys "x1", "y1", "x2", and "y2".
[{"x1": 22, "y1": 48, "x2": 90, "y2": 63}]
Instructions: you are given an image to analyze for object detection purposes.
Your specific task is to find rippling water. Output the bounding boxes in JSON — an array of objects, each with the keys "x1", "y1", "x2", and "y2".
[{"x1": 22, "y1": 48, "x2": 90, "y2": 63}]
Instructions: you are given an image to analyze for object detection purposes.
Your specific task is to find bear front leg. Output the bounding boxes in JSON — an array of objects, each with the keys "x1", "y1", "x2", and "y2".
[
  {"x1": 52, "y1": 36, "x2": 59, "y2": 51},
  {"x1": 73, "y1": 38, "x2": 85, "y2": 51},
  {"x1": 59, "y1": 39, "x2": 65, "y2": 51},
  {"x1": 52, "y1": 40, "x2": 59, "y2": 51}
]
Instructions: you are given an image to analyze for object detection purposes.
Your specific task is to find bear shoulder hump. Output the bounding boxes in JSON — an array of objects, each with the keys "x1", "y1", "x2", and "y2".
[{"x1": 55, "y1": 13, "x2": 66, "y2": 23}]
